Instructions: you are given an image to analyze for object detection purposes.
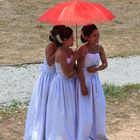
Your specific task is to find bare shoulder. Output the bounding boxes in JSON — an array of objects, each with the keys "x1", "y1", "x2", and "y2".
[
  {"x1": 55, "y1": 48, "x2": 66, "y2": 60},
  {"x1": 78, "y1": 44, "x2": 87, "y2": 54},
  {"x1": 99, "y1": 45, "x2": 105, "y2": 53},
  {"x1": 45, "y1": 42, "x2": 56, "y2": 53}
]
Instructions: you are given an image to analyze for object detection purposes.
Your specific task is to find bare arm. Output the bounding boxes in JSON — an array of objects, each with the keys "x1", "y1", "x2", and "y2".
[
  {"x1": 68, "y1": 48, "x2": 77, "y2": 78},
  {"x1": 45, "y1": 43, "x2": 56, "y2": 66},
  {"x1": 78, "y1": 49, "x2": 88, "y2": 96},
  {"x1": 87, "y1": 46, "x2": 108, "y2": 73}
]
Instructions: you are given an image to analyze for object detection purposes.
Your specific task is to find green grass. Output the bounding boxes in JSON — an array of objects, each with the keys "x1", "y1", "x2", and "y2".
[
  {"x1": 103, "y1": 83, "x2": 140, "y2": 99},
  {"x1": 122, "y1": 84, "x2": 140, "y2": 93},
  {"x1": 0, "y1": 83, "x2": 140, "y2": 122},
  {"x1": 0, "y1": 100, "x2": 28, "y2": 121},
  {"x1": 103, "y1": 84, "x2": 126, "y2": 98}
]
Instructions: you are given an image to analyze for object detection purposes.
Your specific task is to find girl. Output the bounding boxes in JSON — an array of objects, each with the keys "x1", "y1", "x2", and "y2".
[
  {"x1": 77, "y1": 24, "x2": 108, "y2": 140},
  {"x1": 45, "y1": 26, "x2": 79, "y2": 140},
  {"x1": 24, "y1": 25, "x2": 65, "y2": 140}
]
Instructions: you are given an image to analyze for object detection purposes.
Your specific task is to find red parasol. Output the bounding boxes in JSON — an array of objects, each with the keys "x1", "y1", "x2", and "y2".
[{"x1": 38, "y1": 0, "x2": 115, "y2": 47}]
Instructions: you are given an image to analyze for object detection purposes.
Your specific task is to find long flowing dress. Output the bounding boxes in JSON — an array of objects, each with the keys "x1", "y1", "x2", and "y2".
[
  {"x1": 76, "y1": 52, "x2": 108, "y2": 140},
  {"x1": 24, "y1": 54, "x2": 56, "y2": 140},
  {"x1": 45, "y1": 57, "x2": 76, "y2": 140}
]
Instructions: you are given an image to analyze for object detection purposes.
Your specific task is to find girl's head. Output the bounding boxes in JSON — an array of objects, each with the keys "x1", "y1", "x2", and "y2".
[
  {"x1": 55, "y1": 26, "x2": 74, "y2": 47},
  {"x1": 49, "y1": 25, "x2": 66, "y2": 43},
  {"x1": 81, "y1": 24, "x2": 99, "y2": 44}
]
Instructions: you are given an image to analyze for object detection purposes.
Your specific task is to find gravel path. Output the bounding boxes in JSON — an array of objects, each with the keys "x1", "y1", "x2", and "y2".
[{"x1": 0, "y1": 56, "x2": 140, "y2": 105}]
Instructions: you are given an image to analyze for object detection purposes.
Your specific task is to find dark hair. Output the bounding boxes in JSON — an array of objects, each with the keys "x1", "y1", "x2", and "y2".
[
  {"x1": 49, "y1": 25, "x2": 65, "y2": 43},
  {"x1": 55, "y1": 26, "x2": 73, "y2": 46},
  {"x1": 81, "y1": 24, "x2": 98, "y2": 43}
]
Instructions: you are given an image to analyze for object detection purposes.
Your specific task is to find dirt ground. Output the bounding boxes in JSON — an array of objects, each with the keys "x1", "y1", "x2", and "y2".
[
  {"x1": 107, "y1": 91, "x2": 140, "y2": 140},
  {"x1": 0, "y1": 90, "x2": 140, "y2": 140},
  {"x1": 0, "y1": 0, "x2": 140, "y2": 65}
]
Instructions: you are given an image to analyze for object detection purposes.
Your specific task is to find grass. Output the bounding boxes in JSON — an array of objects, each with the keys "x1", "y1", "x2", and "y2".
[
  {"x1": 0, "y1": 83, "x2": 140, "y2": 139},
  {"x1": 103, "y1": 83, "x2": 140, "y2": 99},
  {"x1": 104, "y1": 83, "x2": 140, "y2": 136},
  {"x1": 123, "y1": 84, "x2": 140, "y2": 93},
  {"x1": 0, "y1": 83, "x2": 139, "y2": 118},
  {"x1": 0, "y1": 100, "x2": 28, "y2": 121},
  {"x1": 0, "y1": 83, "x2": 139, "y2": 125},
  {"x1": 103, "y1": 83, "x2": 127, "y2": 98}
]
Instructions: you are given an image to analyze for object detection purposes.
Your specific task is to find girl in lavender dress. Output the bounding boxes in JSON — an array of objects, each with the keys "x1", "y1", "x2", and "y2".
[
  {"x1": 24, "y1": 25, "x2": 65, "y2": 140},
  {"x1": 77, "y1": 24, "x2": 109, "y2": 140},
  {"x1": 45, "y1": 26, "x2": 79, "y2": 140}
]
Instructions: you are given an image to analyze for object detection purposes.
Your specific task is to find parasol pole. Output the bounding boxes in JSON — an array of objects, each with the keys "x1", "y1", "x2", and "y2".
[{"x1": 76, "y1": 24, "x2": 78, "y2": 49}]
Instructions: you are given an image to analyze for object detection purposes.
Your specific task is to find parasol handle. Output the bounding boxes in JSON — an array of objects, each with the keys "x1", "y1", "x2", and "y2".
[{"x1": 76, "y1": 25, "x2": 78, "y2": 49}]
